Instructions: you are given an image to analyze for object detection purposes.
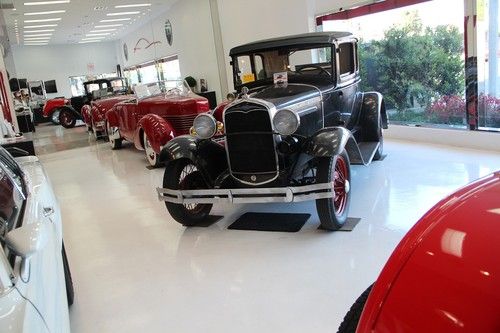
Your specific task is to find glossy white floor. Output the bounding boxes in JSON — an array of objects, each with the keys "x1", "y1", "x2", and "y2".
[{"x1": 35, "y1": 125, "x2": 500, "y2": 333}]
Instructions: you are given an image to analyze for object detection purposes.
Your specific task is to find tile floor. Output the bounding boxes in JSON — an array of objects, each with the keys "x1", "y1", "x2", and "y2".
[{"x1": 34, "y1": 124, "x2": 500, "y2": 333}]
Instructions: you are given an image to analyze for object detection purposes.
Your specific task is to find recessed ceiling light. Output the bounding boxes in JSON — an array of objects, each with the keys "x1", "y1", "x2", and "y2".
[
  {"x1": 90, "y1": 29, "x2": 116, "y2": 32},
  {"x1": 24, "y1": 1, "x2": 70, "y2": 5},
  {"x1": 24, "y1": 10, "x2": 66, "y2": 16},
  {"x1": 13, "y1": 8, "x2": 17, "y2": 11},
  {"x1": 23, "y1": 33, "x2": 52, "y2": 36},
  {"x1": 79, "y1": 41, "x2": 100, "y2": 44},
  {"x1": 24, "y1": 18, "x2": 62, "y2": 22},
  {"x1": 94, "y1": 6, "x2": 107, "y2": 11},
  {"x1": 95, "y1": 24, "x2": 122, "y2": 28},
  {"x1": 25, "y1": 43, "x2": 49, "y2": 46},
  {"x1": 115, "y1": 3, "x2": 151, "y2": 8},
  {"x1": 24, "y1": 29, "x2": 55, "y2": 33},
  {"x1": 100, "y1": 18, "x2": 130, "y2": 22},
  {"x1": 86, "y1": 33, "x2": 110, "y2": 36},
  {"x1": 106, "y1": 11, "x2": 140, "y2": 16},
  {"x1": 24, "y1": 24, "x2": 58, "y2": 28}
]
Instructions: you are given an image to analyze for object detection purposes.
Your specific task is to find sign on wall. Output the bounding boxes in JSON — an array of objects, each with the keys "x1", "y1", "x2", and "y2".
[{"x1": 123, "y1": 43, "x2": 129, "y2": 61}]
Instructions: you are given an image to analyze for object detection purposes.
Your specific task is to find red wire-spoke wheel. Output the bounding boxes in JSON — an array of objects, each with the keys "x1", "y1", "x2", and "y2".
[
  {"x1": 163, "y1": 159, "x2": 213, "y2": 226},
  {"x1": 59, "y1": 109, "x2": 76, "y2": 128},
  {"x1": 333, "y1": 155, "x2": 349, "y2": 216},
  {"x1": 315, "y1": 149, "x2": 351, "y2": 231}
]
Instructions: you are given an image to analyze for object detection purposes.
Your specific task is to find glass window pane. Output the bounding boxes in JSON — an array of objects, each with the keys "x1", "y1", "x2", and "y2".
[
  {"x1": 477, "y1": 0, "x2": 500, "y2": 130},
  {"x1": 339, "y1": 43, "x2": 355, "y2": 75},
  {"x1": 323, "y1": 0, "x2": 465, "y2": 128}
]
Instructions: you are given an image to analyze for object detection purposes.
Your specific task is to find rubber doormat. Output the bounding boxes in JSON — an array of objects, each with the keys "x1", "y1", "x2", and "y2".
[
  {"x1": 339, "y1": 218, "x2": 361, "y2": 231},
  {"x1": 228, "y1": 212, "x2": 311, "y2": 232}
]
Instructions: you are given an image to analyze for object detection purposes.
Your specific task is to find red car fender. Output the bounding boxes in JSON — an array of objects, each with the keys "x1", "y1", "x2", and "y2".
[
  {"x1": 135, "y1": 114, "x2": 176, "y2": 153},
  {"x1": 81, "y1": 105, "x2": 92, "y2": 126},
  {"x1": 105, "y1": 108, "x2": 120, "y2": 128},
  {"x1": 356, "y1": 172, "x2": 500, "y2": 333},
  {"x1": 213, "y1": 100, "x2": 231, "y2": 122},
  {"x1": 43, "y1": 98, "x2": 66, "y2": 117}
]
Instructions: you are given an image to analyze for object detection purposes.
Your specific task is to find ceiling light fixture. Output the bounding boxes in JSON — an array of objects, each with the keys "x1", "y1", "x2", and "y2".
[
  {"x1": 86, "y1": 33, "x2": 110, "y2": 36},
  {"x1": 24, "y1": 24, "x2": 58, "y2": 28},
  {"x1": 79, "y1": 41, "x2": 100, "y2": 44},
  {"x1": 24, "y1": 18, "x2": 62, "y2": 22},
  {"x1": 24, "y1": 10, "x2": 66, "y2": 16},
  {"x1": 94, "y1": 24, "x2": 122, "y2": 28},
  {"x1": 24, "y1": 1, "x2": 70, "y2": 5},
  {"x1": 25, "y1": 43, "x2": 49, "y2": 46},
  {"x1": 82, "y1": 37, "x2": 105, "y2": 40},
  {"x1": 89, "y1": 29, "x2": 116, "y2": 32},
  {"x1": 106, "y1": 11, "x2": 140, "y2": 16},
  {"x1": 100, "y1": 18, "x2": 130, "y2": 22},
  {"x1": 115, "y1": 3, "x2": 151, "y2": 8},
  {"x1": 23, "y1": 33, "x2": 52, "y2": 36},
  {"x1": 24, "y1": 29, "x2": 55, "y2": 33}
]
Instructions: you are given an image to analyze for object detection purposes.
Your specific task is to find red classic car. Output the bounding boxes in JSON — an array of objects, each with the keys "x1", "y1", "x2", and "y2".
[
  {"x1": 338, "y1": 171, "x2": 500, "y2": 333},
  {"x1": 82, "y1": 95, "x2": 133, "y2": 138},
  {"x1": 43, "y1": 97, "x2": 70, "y2": 125},
  {"x1": 105, "y1": 82, "x2": 210, "y2": 167}
]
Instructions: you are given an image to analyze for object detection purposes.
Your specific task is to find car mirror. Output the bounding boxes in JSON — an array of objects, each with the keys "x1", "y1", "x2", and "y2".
[{"x1": 4, "y1": 222, "x2": 50, "y2": 259}]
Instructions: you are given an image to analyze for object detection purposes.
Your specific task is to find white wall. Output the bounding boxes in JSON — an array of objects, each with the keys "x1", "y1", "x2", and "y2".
[
  {"x1": 115, "y1": 0, "x2": 222, "y2": 103},
  {"x1": 12, "y1": 42, "x2": 118, "y2": 99}
]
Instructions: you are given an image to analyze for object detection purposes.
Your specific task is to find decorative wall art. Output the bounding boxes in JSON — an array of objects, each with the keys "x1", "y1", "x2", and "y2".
[
  {"x1": 165, "y1": 20, "x2": 173, "y2": 46},
  {"x1": 123, "y1": 43, "x2": 129, "y2": 61},
  {"x1": 133, "y1": 38, "x2": 161, "y2": 53}
]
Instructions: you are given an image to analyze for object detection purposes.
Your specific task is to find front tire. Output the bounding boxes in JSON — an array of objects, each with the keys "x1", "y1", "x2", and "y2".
[
  {"x1": 316, "y1": 149, "x2": 351, "y2": 231},
  {"x1": 62, "y1": 242, "x2": 74, "y2": 306},
  {"x1": 163, "y1": 159, "x2": 212, "y2": 226},
  {"x1": 50, "y1": 109, "x2": 61, "y2": 125},
  {"x1": 143, "y1": 131, "x2": 161, "y2": 167},
  {"x1": 59, "y1": 109, "x2": 76, "y2": 128},
  {"x1": 106, "y1": 122, "x2": 122, "y2": 149},
  {"x1": 337, "y1": 285, "x2": 373, "y2": 333}
]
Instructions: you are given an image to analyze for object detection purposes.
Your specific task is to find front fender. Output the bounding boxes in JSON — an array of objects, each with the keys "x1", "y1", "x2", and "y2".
[
  {"x1": 105, "y1": 108, "x2": 120, "y2": 127},
  {"x1": 81, "y1": 105, "x2": 92, "y2": 125},
  {"x1": 360, "y1": 92, "x2": 388, "y2": 141},
  {"x1": 159, "y1": 136, "x2": 227, "y2": 187},
  {"x1": 304, "y1": 127, "x2": 362, "y2": 163},
  {"x1": 136, "y1": 114, "x2": 175, "y2": 153}
]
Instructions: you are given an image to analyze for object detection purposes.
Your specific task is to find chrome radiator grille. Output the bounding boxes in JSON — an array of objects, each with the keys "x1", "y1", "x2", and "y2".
[{"x1": 164, "y1": 114, "x2": 198, "y2": 135}]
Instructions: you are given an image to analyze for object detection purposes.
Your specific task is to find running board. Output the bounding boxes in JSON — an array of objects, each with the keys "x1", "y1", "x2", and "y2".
[{"x1": 349, "y1": 141, "x2": 380, "y2": 165}]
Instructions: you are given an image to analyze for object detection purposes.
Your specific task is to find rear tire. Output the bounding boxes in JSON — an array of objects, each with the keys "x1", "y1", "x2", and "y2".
[
  {"x1": 163, "y1": 159, "x2": 212, "y2": 226},
  {"x1": 62, "y1": 242, "x2": 74, "y2": 307},
  {"x1": 315, "y1": 149, "x2": 351, "y2": 231},
  {"x1": 337, "y1": 285, "x2": 373, "y2": 333},
  {"x1": 59, "y1": 109, "x2": 76, "y2": 128}
]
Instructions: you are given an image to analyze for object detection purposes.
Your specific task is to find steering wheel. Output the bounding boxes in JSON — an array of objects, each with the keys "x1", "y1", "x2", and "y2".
[
  {"x1": 296, "y1": 65, "x2": 332, "y2": 77},
  {"x1": 166, "y1": 87, "x2": 182, "y2": 95}
]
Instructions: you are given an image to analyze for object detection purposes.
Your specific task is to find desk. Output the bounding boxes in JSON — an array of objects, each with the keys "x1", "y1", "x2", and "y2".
[{"x1": 1, "y1": 133, "x2": 36, "y2": 156}]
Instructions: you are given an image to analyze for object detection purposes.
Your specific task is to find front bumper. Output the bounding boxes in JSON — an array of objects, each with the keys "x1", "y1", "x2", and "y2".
[
  {"x1": 93, "y1": 121, "x2": 105, "y2": 131},
  {"x1": 156, "y1": 182, "x2": 338, "y2": 204}
]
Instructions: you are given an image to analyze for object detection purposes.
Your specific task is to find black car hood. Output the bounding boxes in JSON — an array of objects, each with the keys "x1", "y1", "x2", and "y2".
[{"x1": 250, "y1": 84, "x2": 322, "y2": 110}]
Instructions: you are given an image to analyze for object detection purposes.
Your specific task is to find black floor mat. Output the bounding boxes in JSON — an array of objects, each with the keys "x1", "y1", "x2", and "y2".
[{"x1": 228, "y1": 212, "x2": 311, "y2": 232}]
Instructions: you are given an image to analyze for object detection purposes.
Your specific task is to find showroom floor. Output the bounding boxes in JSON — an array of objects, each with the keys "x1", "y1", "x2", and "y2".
[{"x1": 35, "y1": 124, "x2": 500, "y2": 333}]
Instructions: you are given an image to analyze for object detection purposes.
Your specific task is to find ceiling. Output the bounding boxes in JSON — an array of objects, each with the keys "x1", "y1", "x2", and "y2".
[{"x1": 0, "y1": 0, "x2": 177, "y2": 47}]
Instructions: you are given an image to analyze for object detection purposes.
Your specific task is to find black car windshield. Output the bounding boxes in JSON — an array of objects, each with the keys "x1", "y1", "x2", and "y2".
[{"x1": 233, "y1": 45, "x2": 333, "y2": 87}]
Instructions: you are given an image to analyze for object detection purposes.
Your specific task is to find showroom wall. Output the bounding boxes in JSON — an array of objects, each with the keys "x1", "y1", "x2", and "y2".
[
  {"x1": 11, "y1": 42, "x2": 118, "y2": 98},
  {"x1": 115, "y1": 0, "x2": 221, "y2": 102}
]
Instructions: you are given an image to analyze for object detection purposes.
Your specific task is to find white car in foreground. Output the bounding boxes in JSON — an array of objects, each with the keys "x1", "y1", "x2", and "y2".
[{"x1": 0, "y1": 147, "x2": 72, "y2": 332}]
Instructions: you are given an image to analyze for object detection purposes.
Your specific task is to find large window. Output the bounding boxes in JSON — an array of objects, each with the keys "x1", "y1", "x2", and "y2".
[
  {"x1": 124, "y1": 55, "x2": 181, "y2": 89},
  {"x1": 69, "y1": 72, "x2": 117, "y2": 97},
  {"x1": 321, "y1": 0, "x2": 466, "y2": 129},
  {"x1": 477, "y1": 0, "x2": 500, "y2": 130}
]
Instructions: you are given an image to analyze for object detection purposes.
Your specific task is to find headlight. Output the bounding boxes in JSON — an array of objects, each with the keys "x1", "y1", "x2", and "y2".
[
  {"x1": 272, "y1": 109, "x2": 300, "y2": 136},
  {"x1": 191, "y1": 114, "x2": 217, "y2": 139}
]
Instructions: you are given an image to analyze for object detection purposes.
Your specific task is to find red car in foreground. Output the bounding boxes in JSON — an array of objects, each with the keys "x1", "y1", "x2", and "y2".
[
  {"x1": 338, "y1": 171, "x2": 500, "y2": 333},
  {"x1": 105, "y1": 82, "x2": 210, "y2": 167}
]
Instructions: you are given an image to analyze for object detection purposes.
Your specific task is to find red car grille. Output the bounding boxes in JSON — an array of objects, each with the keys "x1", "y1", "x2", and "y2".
[{"x1": 164, "y1": 114, "x2": 198, "y2": 135}]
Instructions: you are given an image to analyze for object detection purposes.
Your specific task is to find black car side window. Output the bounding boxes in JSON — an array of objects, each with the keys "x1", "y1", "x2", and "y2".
[{"x1": 338, "y1": 43, "x2": 355, "y2": 76}]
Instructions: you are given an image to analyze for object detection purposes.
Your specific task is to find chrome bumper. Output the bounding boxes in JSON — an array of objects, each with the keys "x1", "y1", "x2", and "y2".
[{"x1": 156, "y1": 182, "x2": 336, "y2": 204}]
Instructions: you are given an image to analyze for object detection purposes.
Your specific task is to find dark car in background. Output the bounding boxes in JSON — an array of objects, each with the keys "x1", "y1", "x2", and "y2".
[{"x1": 157, "y1": 32, "x2": 388, "y2": 230}]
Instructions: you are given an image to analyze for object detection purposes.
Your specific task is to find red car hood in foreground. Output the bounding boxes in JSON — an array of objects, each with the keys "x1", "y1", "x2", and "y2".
[{"x1": 357, "y1": 171, "x2": 500, "y2": 333}]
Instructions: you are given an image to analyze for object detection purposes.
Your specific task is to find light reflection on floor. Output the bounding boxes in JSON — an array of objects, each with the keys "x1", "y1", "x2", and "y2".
[{"x1": 34, "y1": 125, "x2": 500, "y2": 333}]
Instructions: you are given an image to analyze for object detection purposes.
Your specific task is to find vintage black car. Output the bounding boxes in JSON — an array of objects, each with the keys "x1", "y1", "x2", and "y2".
[
  {"x1": 156, "y1": 32, "x2": 388, "y2": 230},
  {"x1": 58, "y1": 78, "x2": 128, "y2": 128}
]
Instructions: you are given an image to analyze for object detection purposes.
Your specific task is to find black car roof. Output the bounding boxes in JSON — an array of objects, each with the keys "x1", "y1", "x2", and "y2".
[{"x1": 229, "y1": 32, "x2": 355, "y2": 56}]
